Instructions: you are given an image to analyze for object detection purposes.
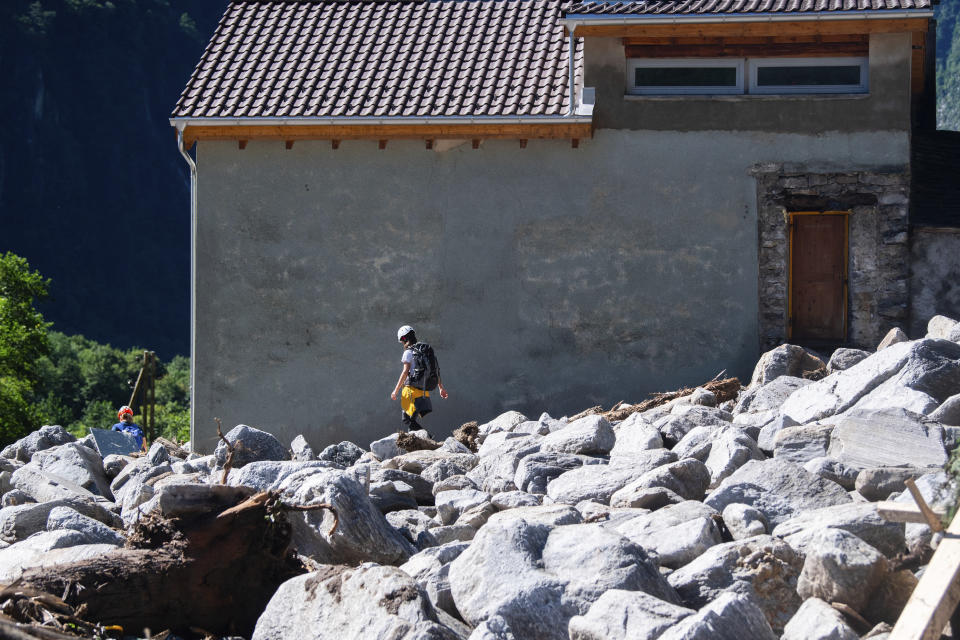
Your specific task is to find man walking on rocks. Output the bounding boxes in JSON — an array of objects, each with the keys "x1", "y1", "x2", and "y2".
[{"x1": 390, "y1": 325, "x2": 449, "y2": 432}]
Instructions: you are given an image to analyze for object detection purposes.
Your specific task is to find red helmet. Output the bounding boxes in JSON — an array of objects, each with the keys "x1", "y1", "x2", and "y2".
[{"x1": 118, "y1": 406, "x2": 133, "y2": 420}]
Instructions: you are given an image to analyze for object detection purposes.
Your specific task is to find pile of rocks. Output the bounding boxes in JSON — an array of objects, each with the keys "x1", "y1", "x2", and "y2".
[{"x1": 2, "y1": 315, "x2": 960, "y2": 640}]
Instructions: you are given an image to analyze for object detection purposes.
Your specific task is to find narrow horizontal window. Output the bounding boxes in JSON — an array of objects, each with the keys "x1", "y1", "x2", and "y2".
[
  {"x1": 748, "y1": 57, "x2": 868, "y2": 94},
  {"x1": 627, "y1": 58, "x2": 744, "y2": 95}
]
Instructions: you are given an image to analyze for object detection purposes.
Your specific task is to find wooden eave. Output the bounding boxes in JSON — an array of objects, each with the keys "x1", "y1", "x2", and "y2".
[
  {"x1": 569, "y1": 17, "x2": 931, "y2": 38},
  {"x1": 180, "y1": 122, "x2": 595, "y2": 150}
]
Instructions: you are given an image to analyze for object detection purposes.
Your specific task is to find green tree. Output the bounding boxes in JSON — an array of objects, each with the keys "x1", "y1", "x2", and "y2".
[{"x1": 0, "y1": 252, "x2": 52, "y2": 444}]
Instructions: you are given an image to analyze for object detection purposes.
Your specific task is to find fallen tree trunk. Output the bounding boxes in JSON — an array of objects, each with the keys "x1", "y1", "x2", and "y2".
[{"x1": 16, "y1": 492, "x2": 307, "y2": 638}]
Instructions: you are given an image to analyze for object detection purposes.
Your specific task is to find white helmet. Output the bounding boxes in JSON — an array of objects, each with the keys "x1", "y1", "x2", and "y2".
[{"x1": 397, "y1": 325, "x2": 415, "y2": 341}]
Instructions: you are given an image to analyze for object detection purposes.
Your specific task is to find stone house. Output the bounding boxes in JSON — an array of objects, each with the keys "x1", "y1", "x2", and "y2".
[{"x1": 171, "y1": 0, "x2": 938, "y2": 453}]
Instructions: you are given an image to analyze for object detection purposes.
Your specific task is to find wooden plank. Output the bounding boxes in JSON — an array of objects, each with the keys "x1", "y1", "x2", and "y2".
[
  {"x1": 183, "y1": 122, "x2": 595, "y2": 148},
  {"x1": 625, "y1": 41, "x2": 868, "y2": 57},
  {"x1": 575, "y1": 18, "x2": 930, "y2": 39},
  {"x1": 906, "y1": 478, "x2": 945, "y2": 532},
  {"x1": 878, "y1": 501, "x2": 948, "y2": 524},
  {"x1": 889, "y1": 508, "x2": 960, "y2": 640}
]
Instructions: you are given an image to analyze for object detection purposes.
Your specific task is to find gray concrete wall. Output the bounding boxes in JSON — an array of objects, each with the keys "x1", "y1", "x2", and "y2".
[
  {"x1": 584, "y1": 32, "x2": 913, "y2": 133},
  {"x1": 192, "y1": 128, "x2": 909, "y2": 454},
  {"x1": 910, "y1": 228, "x2": 960, "y2": 336}
]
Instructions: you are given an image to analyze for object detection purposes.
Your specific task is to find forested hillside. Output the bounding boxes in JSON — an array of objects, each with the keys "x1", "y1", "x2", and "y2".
[
  {"x1": 0, "y1": 0, "x2": 959, "y2": 360},
  {"x1": 0, "y1": 0, "x2": 226, "y2": 359}
]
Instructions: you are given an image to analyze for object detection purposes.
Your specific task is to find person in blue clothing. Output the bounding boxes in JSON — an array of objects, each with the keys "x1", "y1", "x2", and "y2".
[{"x1": 111, "y1": 405, "x2": 147, "y2": 452}]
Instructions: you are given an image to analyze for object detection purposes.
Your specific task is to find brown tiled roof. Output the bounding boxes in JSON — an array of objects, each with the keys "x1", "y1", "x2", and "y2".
[
  {"x1": 172, "y1": 0, "x2": 582, "y2": 120},
  {"x1": 564, "y1": 0, "x2": 932, "y2": 15}
]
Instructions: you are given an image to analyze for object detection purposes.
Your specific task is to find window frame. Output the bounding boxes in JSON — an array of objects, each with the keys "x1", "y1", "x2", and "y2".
[
  {"x1": 747, "y1": 56, "x2": 869, "y2": 95},
  {"x1": 625, "y1": 58, "x2": 745, "y2": 96}
]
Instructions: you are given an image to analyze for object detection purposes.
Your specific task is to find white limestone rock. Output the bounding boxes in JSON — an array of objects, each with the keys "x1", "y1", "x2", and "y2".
[
  {"x1": 931, "y1": 393, "x2": 960, "y2": 426},
  {"x1": 772, "y1": 502, "x2": 906, "y2": 558},
  {"x1": 491, "y1": 491, "x2": 540, "y2": 510},
  {"x1": 251, "y1": 564, "x2": 459, "y2": 640},
  {"x1": 545, "y1": 449, "x2": 675, "y2": 505},
  {"x1": 796, "y1": 527, "x2": 888, "y2": 611},
  {"x1": 448, "y1": 518, "x2": 677, "y2": 640},
  {"x1": 927, "y1": 315, "x2": 958, "y2": 339},
  {"x1": 772, "y1": 424, "x2": 834, "y2": 465},
  {"x1": 612, "y1": 500, "x2": 722, "y2": 568},
  {"x1": 435, "y1": 489, "x2": 490, "y2": 525},
  {"x1": 781, "y1": 597, "x2": 859, "y2": 640},
  {"x1": 703, "y1": 426, "x2": 764, "y2": 487},
  {"x1": 803, "y1": 457, "x2": 859, "y2": 491},
  {"x1": 704, "y1": 459, "x2": 851, "y2": 529},
  {"x1": 0, "y1": 534, "x2": 118, "y2": 582},
  {"x1": 1, "y1": 425, "x2": 76, "y2": 464},
  {"x1": 213, "y1": 424, "x2": 289, "y2": 468},
  {"x1": 756, "y1": 414, "x2": 799, "y2": 454},
  {"x1": 290, "y1": 434, "x2": 315, "y2": 462},
  {"x1": 46, "y1": 506, "x2": 125, "y2": 546},
  {"x1": 827, "y1": 348, "x2": 871, "y2": 374},
  {"x1": 877, "y1": 327, "x2": 909, "y2": 350},
  {"x1": 657, "y1": 592, "x2": 777, "y2": 640},
  {"x1": 734, "y1": 376, "x2": 810, "y2": 415},
  {"x1": 610, "y1": 458, "x2": 710, "y2": 506},
  {"x1": 10, "y1": 465, "x2": 101, "y2": 504},
  {"x1": 567, "y1": 589, "x2": 695, "y2": 640},
  {"x1": 610, "y1": 413, "x2": 663, "y2": 455},
  {"x1": 477, "y1": 411, "x2": 528, "y2": 439},
  {"x1": 371, "y1": 433, "x2": 402, "y2": 461},
  {"x1": 750, "y1": 344, "x2": 824, "y2": 387},
  {"x1": 467, "y1": 435, "x2": 541, "y2": 493},
  {"x1": 827, "y1": 407, "x2": 947, "y2": 469},
  {"x1": 539, "y1": 415, "x2": 615, "y2": 456},
  {"x1": 665, "y1": 535, "x2": 802, "y2": 634},
  {"x1": 26, "y1": 441, "x2": 113, "y2": 499},
  {"x1": 782, "y1": 339, "x2": 960, "y2": 424},
  {"x1": 0, "y1": 497, "x2": 121, "y2": 543},
  {"x1": 721, "y1": 503, "x2": 768, "y2": 540}
]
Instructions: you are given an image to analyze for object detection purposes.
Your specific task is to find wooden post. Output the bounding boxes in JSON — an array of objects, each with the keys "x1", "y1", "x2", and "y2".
[
  {"x1": 147, "y1": 351, "x2": 156, "y2": 444},
  {"x1": 889, "y1": 507, "x2": 960, "y2": 639}
]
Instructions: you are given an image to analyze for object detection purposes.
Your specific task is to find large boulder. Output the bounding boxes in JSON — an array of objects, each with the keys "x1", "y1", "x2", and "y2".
[
  {"x1": 827, "y1": 349, "x2": 871, "y2": 374},
  {"x1": 734, "y1": 376, "x2": 810, "y2": 415},
  {"x1": 448, "y1": 518, "x2": 677, "y2": 640},
  {"x1": 10, "y1": 466, "x2": 101, "y2": 504},
  {"x1": 22, "y1": 441, "x2": 113, "y2": 499},
  {"x1": 772, "y1": 424, "x2": 834, "y2": 465},
  {"x1": 610, "y1": 414, "x2": 663, "y2": 456},
  {"x1": 796, "y1": 528, "x2": 888, "y2": 612},
  {"x1": 214, "y1": 424, "x2": 288, "y2": 468},
  {"x1": 539, "y1": 416, "x2": 615, "y2": 456},
  {"x1": 772, "y1": 502, "x2": 906, "y2": 558},
  {"x1": 704, "y1": 459, "x2": 851, "y2": 528},
  {"x1": 251, "y1": 564, "x2": 459, "y2": 640},
  {"x1": 478, "y1": 411, "x2": 528, "y2": 439},
  {"x1": 750, "y1": 344, "x2": 824, "y2": 387},
  {"x1": 0, "y1": 498, "x2": 121, "y2": 543},
  {"x1": 658, "y1": 592, "x2": 777, "y2": 640},
  {"x1": 467, "y1": 436, "x2": 541, "y2": 493},
  {"x1": 545, "y1": 450, "x2": 675, "y2": 505},
  {"x1": 514, "y1": 452, "x2": 601, "y2": 495},
  {"x1": 568, "y1": 589, "x2": 695, "y2": 640},
  {"x1": 46, "y1": 506, "x2": 126, "y2": 546},
  {"x1": 781, "y1": 597, "x2": 859, "y2": 640},
  {"x1": 703, "y1": 426, "x2": 764, "y2": 487},
  {"x1": 1, "y1": 425, "x2": 76, "y2": 463},
  {"x1": 226, "y1": 460, "x2": 340, "y2": 492},
  {"x1": 665, "y1": 535, "x2": 803, "y2": 634},
  {"x1": 610, "y1": 459, "x2": 711, "y2": 506},
  {"x1": 928, "y1": 315, "x2": 959, "y2": 339},
  {"x1": 611, "y1": 501, "x2": 723, "y2": 568},
  {"x1": 826, "y1": 408, "x2": 947, "y2": 469},
  {"x1": 279, "y1": 468, "x2": 415, "y2": 565},
  {"x1": 781, "y1": 339, "x2": 960, "y2": 424}
]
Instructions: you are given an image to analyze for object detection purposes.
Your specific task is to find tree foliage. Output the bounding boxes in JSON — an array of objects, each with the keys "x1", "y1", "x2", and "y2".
[{"x1": 0, "y1": 253, "x2": 190, "y2": 446}]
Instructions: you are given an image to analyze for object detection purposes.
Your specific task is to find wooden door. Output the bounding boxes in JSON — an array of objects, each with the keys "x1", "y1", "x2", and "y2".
[{"x1": 790, "y1": 212, "x2": 847, "y2": 341}]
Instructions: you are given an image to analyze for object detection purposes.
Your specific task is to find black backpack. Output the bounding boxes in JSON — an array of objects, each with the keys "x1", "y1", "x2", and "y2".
[{"x1": 407, "y1": 342, "x2": 440, "y2": 391}]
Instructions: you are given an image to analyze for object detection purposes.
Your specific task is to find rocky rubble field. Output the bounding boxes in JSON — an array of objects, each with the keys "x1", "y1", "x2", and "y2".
[{"x1": 3, "y1": 316, "x2": 960, "y2": 639}]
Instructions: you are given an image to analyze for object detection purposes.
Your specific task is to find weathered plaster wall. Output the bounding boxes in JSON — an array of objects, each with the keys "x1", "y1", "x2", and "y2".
[
  {"x1": 909, "y1": 228, "x2": 960, "y2": 336},
  {"x1": 584, "y1": 32, "x2": 913, "y2": 133},
  {"x1": 192, "y1": 128, "x2": 908, "y2": 453}
]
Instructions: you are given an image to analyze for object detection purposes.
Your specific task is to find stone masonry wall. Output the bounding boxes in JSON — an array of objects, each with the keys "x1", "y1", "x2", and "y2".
[{"x1": 754, "y1": 165, "x2": 910, "y2": 351}]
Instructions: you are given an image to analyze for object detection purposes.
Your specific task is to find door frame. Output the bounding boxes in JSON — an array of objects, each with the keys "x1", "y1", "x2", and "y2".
[{"x1": 787, "y1": 210, "x2": 850, "y2": 342}]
